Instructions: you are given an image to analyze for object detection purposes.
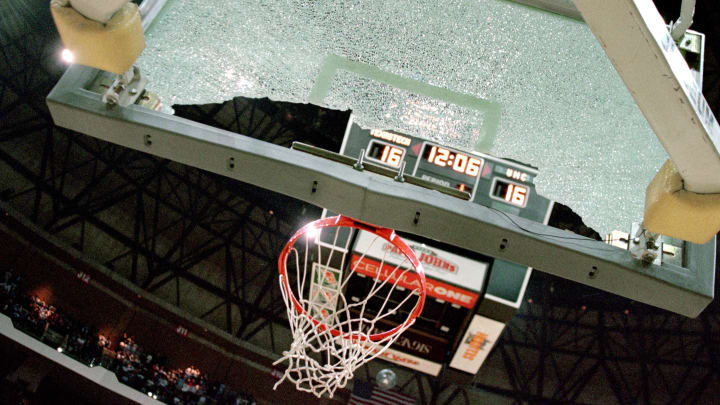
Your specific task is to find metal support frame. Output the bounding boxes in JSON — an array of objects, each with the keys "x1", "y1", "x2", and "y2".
[
  {"x1": 573, "y1": 0, "x2": 720, "y2": 194},
  {"x1": 670, "y1": 0, "x2": 696, "y2": 42},
  {"x1": 46, "y1": 63, "x2": 714, "y2": 317},
  {"x1": 0, "y1": 123, "x2": 294, "y2": 336}
]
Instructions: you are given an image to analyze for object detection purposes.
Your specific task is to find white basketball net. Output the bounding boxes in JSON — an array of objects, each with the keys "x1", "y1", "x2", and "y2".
[{"x1": 273, "y1": 221, "x2": 424, "y2": 398}]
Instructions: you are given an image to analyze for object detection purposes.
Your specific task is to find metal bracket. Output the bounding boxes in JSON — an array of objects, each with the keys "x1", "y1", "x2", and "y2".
[
  {"x1": 630, "y1": 222, "x2": 661, "y2": 265},
  {"x1": 100, "y1": 66, "x2": 147, "y2": 107},
  {"x1": 135, "y1": 90, "x2": 163, "y2": 111},
  {"x1": 674, "y1": 29, "x2": 705, "y2": 89},
  {"x1": 608, "y1": 224, "x2": 685, "y2": 267},
  {"x1": 669, "y1": 0, "x2": 695, "y2": 43},
  {"x1": 605, "y1": 230, "x2": 630, "y2": 250},
  {"x1": 662, "y1": 242, "x2": 684, "y2": 267}
]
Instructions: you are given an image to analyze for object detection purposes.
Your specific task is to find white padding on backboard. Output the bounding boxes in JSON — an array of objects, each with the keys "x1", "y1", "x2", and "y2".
[{"x1": 69, "y1": 0, "x2": 129, "y2": 23}]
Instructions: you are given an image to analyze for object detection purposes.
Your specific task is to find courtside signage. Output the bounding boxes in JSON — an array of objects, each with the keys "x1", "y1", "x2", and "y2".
[
  {"x1": 449, "y1": 315, "x2": 505, "y2": 374},
  {"x1": 353, "y1": 230, "x2": 488, "y2": 292},
  {"x1": 359, "y1": 316, "x2": 448, "y2": 363}
]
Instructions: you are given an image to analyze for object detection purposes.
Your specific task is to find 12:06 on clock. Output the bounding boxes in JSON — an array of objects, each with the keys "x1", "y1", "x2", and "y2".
[{"x1": 423, "y1": 145, "x2": 483, "y2": 177}]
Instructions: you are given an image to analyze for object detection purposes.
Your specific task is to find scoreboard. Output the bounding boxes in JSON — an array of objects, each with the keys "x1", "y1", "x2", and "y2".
[
  {"x1": 341, "y1": 118, "x2": 552, "y2": 224},
  {"x1": 326, "y1": 116, "x2": 553, "y2": 380}
]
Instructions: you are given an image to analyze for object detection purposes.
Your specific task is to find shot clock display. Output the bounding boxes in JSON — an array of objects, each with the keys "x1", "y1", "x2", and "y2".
[
  {"x1": 491, "y1": 178, "x2": 529, "y2": 207},
  {"x1": 367, "y1": 140, "x2": 405, "y2": 168},
  {"x1": 422, "y1": 144, "x2": 483, "y2": 177}
]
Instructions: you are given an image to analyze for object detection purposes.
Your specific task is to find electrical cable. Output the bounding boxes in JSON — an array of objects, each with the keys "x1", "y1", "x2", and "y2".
[{"x1": 487, "y1": 206, "x2": 627, "y2": 244}]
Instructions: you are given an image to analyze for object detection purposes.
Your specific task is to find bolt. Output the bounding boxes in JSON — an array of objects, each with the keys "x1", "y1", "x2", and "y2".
[
  {"x1": 354, "y1": 149, "x2": 366, "y2": 171},
  {"x1": 394, "y1": 161, "x2": 407, "y2": 182}
]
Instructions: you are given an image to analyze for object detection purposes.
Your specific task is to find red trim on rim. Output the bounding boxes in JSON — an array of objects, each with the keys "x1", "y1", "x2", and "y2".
[{"x1": 277, "y1": 215, "x2": 426, "y2": 342}]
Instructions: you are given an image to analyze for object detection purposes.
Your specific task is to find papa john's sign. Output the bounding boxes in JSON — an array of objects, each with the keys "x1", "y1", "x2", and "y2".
[{"x1": 353, "y1": 231, "x2": 488, "y2": 294}]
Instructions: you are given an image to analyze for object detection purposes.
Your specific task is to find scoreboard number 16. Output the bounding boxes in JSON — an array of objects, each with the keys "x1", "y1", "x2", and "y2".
[
  {"x1": 380, "y1": 145, "x2": 404, "y2": 167},
  {"x1": 504, "y1": 183, "x2": 527, "y2": 206},
  {"x1": 491, "y1": 178, "x2": 528, "y2": 208},
  {"x1": 367, "y1": 140, "x2": 405, "y2": 168}
]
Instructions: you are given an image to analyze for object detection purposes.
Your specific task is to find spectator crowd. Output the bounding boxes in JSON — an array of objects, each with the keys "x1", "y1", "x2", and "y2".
[{"x1": 0, "y1": 269, "x2": 256, "y2": 405}]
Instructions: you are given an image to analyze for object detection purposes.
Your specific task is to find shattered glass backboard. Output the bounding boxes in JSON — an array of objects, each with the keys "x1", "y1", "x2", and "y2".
[{"x1": 136, "y1": 0, "x2": 669, "y2": 236}]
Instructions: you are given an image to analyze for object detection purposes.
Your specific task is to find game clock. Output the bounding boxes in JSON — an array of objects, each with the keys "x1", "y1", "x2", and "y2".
[
  {"x1": 414, "y1": 142, "x2": 483, "y2": 197},
  {"x1": 422, "y1": 145, "x2": 483, "y2": 177}
]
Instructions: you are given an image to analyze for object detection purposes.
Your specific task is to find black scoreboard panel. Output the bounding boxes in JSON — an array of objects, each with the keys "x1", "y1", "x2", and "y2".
[
  {"x1": 317, "y1": 207, "x2": 495, "y2": 377},
  {"x1": 341, "y1": 122, "x2": 550, "y2": 222},
  {"x1": 342, "y1": 127, "x2": 418, "y2": 168},
  {"x1": 345, "y1": 273, "x2": 470, "y2": 365},
  {"x1": 337, "y1": 119, "x2": 554, "y2": 379},
  {"x1": 337, "y1": 226, "x2": 493, "y2": 377},
  {"x1": 365, "y1": 139, "x2": 406, "y2": 168}
]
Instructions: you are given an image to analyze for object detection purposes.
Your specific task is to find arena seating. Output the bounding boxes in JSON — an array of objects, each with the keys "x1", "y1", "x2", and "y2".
[{"x1": 0, "y1": 268, "x2": 256, "y2": 405}]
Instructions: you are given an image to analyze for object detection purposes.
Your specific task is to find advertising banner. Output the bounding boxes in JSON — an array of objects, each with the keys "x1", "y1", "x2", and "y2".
[
  {"x1": 357, "y1": 315, "x2": 448, "y2": 363},
  {"x1": 449, "y1": 315, "x2": 505, "y2": 374},
  {"x1": 351, "y1": 255, "x2": 480, "y2": 309},
  {"x1": 353, "y1": 230, "x2": 488, "y2": 292},
  {"x1": 364, "y1": 344, "x2": 443, "y2": 376}
]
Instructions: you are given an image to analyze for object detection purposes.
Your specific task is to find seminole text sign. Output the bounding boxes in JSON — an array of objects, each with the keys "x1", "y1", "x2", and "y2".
[
  {"x1": 359, "y1": 318, "x2": 448, "y2": 363},
  {"x1": 353, "y1": 231, "x2": 488, "y2": 293}
]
